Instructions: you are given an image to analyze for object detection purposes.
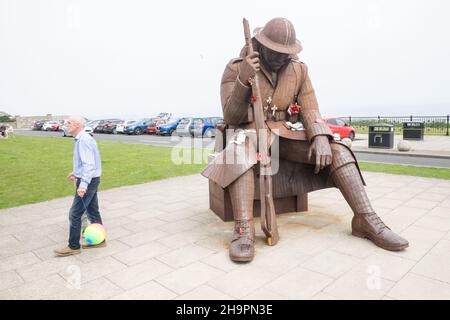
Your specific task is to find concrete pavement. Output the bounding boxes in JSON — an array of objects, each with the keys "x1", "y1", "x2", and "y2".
[
  {"x1": 353, "y1": 133, "x2": 450, "y2": 159},
  {"x1": 1, "y1": 173, "x2": 450, "y2": 300}
]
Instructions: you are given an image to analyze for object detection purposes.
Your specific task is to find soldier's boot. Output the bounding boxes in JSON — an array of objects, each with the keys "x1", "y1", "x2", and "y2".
[
  {"x1": 332, "y1": 163, "x2": 409, "y2": 251},
  {"x1": 228, "y1": 170, "x2": 255, "y2": 262}
]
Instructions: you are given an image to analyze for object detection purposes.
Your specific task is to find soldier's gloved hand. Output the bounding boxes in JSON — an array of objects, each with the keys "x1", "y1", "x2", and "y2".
[
  {"x1": 238, "y1": 52, "x2": 260, "y2": 85},
  {"x1": 308, "y1": 135, "x2": 332, "y2": 174}
]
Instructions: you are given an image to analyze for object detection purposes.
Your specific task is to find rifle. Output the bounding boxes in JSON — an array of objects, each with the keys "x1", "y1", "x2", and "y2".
[{"x1": 243, "y1": 18, "x2": 279, "y2": 246}]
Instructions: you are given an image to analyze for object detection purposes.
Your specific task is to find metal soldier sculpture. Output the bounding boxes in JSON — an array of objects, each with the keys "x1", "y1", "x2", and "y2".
[{"x1": 202, "y1": 17, "x2": 408, "y2": 262}]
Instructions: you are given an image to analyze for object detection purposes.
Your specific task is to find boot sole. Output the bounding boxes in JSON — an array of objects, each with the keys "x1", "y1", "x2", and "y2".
[
  {"x1": 230, "y1": 256, "x2": 253, "y2": 263},
  {"x1": 352, "y1": 230, "x2": 409, "y2": 251},
  {"x1": 229, "y1": 252, "x2": 254, "y2": 263}
]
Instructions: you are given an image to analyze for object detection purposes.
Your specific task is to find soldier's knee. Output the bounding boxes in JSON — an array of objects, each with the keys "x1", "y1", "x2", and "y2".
[{"x1": 330, "y1": 143, "x2": 356, "y2": 172}]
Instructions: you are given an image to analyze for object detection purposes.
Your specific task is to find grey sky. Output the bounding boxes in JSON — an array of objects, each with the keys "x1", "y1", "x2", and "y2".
[{"x1": 1, "y1": 0, "x2": 449, "y2": 119}]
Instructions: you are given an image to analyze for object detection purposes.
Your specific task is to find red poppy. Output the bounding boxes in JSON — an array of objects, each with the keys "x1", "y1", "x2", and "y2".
[
  {"x1": 256, "y1": 152, "x2": 263, "y2": 161},
  {"x1": 288, "y1": 103, "x2": 300, "y2": 115}
]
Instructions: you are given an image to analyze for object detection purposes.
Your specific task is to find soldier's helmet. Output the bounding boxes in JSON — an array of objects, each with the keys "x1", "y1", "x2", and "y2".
[{"x1": 254, "y1": 17, "x2": 302, "y2": 54}]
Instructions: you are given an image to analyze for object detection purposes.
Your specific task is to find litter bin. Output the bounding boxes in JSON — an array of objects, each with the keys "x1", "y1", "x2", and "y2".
[
  {"x1": 403, "y1": 122, "x2": 424, "y2": 140},
  {"x1": 368, "y1": 123, "x2": 394, "y2": 149}
]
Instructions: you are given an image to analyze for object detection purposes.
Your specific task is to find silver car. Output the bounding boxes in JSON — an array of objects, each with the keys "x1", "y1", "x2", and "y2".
[
  {"x1": 116, "y1": 120, "x2": 136, "y2": 134},
  {"x1": 175, "y1": 117, "x2": 193, "y2": 137}
]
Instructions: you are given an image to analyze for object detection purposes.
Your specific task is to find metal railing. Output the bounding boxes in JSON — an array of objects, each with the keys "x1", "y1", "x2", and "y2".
[{"x1": 341, "y1": 115, "x2": 450, "y2": 136}]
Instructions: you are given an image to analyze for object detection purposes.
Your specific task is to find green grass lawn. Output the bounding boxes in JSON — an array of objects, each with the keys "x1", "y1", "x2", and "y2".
[
  {"x1": 0, "y1": 135, "x2": 207, "y2": 209},
  {"x1": 358, "y1": 162, "x2": 450, "y2": 180},
  {"x1": 1, "y1": 134, "x2": 449, "y2": 209}
]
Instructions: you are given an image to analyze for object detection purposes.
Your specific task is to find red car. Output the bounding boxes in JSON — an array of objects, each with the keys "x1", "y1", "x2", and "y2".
[
  {"x1": 146, "y1": 119, "x2": 166, "y2": 134},
  {"x1": 323, "y1": 118, "x2": 356, "y2": 140}
]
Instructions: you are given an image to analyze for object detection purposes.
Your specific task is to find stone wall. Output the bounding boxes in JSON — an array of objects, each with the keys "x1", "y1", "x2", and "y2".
[
  {"x1": 0, "y1": 122, "x2": 17, "y2": 129},
  {"x1": 14, "y1": 114, "x2": 69, "y2": 129}
]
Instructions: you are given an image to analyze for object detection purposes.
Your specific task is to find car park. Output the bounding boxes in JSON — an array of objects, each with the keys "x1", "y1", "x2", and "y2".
[
  {"x1": 124, "y1": 118, "x2": 152, "y2": 135},
  {"x1": 42, "y1": 121, "x2": 61, "y2": 131},
  {"x1": 116, "y1": 120, "x2": 136, "y2": 134},
  {"x1": 102, "y1": 119, "x2": 124, "y2": 134},
  {"x1": 93, "y1": 120, "x2": 107, "y2": 133},
  {"x1": 93, "y1": 119, "x2": 122, "y2": 133},
  {"x1": 175, "y1": 117, "x2": 194, "y2": 137},
  {"x1": 191, "y1": 117, "x2": 223, "y2": 138},
  {"x1": 147, "y1": 119, "x2": 168, "y2": 135},
  {"x1": 31, "y1": 120, "x2": 46, "y2": 130},
  {"x1": 156, "y1": 118, "x2": 180, "y2": 136}
]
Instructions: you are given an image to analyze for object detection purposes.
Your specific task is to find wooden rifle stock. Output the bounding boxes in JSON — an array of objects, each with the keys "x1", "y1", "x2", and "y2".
[{"x1": 243, "y1": 18, "x2": 279, "y2": 246}]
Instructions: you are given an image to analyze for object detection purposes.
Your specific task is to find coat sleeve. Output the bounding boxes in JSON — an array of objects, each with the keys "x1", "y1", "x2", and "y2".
[
  {"x1": 298, "y1": 63, "x2": 334, "y2": 142},
  {"x1": 220, "y1": 59, "x2": 252, "y2": 126}
]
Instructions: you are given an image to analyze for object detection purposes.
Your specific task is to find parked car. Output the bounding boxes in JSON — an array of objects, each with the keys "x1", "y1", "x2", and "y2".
[
  {"x1": 102, "y1": 119, "x2": 123, "y2": 134},
  {"x1": 147, "y1": 119, "x2": 168, "y2": 135},
  {"x1": 116, "y1": 120, "x2": 136, "y2": 134},
  {"x1": 31, "y1": 120, "x2": 46, "y2": 130},
  {"x1": 156, "y1": 119, "x2": 180, "y2": 136},
  {"x1": 324, "y1": 118, "x2": 356, "y2": 141},
  {"x1": 42, "y1": 121, "x2": 61, "y2": 131},
  {"x1": 93, "y1": 119, "x2": 122, "y2": 133},
  {"x1": 175, "y1": 117, "x2": 194, "y2": 137},
  {"x1": 93, "y1": 120, "x2": 106, "y2": 133},
  {"x1": 191, "y1": 117, "x2": 223, "y2": 138},
  {"x1": 61, "y1": 120, "x2": 93, "y2": 137},
  {"x1": 86, "y1": 120, "x2": 102, "y2": 132},
  {"x1": 146, "y1": 121, "x2": 157, "y2": 135},
  {"x1": 124, "y1": 118, "x2": 152, "y2": 135}
]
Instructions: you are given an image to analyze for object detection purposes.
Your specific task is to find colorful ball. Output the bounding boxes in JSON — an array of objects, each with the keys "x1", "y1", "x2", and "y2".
[{"x1": 83, "y1": 223, "x2": 106, "y2": 245}]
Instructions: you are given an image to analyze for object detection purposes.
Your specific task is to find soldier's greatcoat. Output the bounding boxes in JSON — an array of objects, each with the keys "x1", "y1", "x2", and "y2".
[{"x1": 202, "y1": 44, "x2": 364, "y2": 197}]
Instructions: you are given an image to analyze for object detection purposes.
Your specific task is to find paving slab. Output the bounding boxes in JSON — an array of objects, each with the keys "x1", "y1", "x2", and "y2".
[{"x1": 1, "y1": 173, "x2": 450, "y2": 299}]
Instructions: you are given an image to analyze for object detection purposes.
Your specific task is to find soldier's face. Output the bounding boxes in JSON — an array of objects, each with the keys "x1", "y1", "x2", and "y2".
[{"x1": 260, "y1": 45, "x2": 290, "y2": 72}]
